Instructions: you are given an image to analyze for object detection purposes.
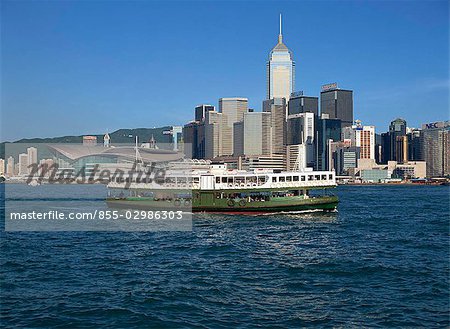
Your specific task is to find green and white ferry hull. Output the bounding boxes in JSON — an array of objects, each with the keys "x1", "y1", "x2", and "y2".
[{"x1": 106, "y1": 165, "x2": 339, "y2": 214}]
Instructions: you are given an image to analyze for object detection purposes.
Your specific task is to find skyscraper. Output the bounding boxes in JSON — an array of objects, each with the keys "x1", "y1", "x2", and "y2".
[
  {"x1": 218, "y1": 97, "x2": 248, "y2": 156},
  {"x1": 267, "y1": 15, "x2": 295, "y2": 101},
  {"x1": 320, "y1": 83, "x2": 353, "y2": 128},
  {"x1": 421, "y1": 121, "x2": 449, "y2": 177},
  {"x1": 204, "y1": 110, "x2": 231, "y2": 158},
  {"x1": 195, "y1": 104, "x2": 215, "y2": 122},
  {"x1": 219, "y1": 98, "x2": 248, "y2": 126},
  {"x1": 286, "y1": 112, "x2": 315, "y2": 167},
  {"x1": 381, "y1": 118, "x2": 407, "y2": 163},
  {"x1": 263, "y1": 98, "x2": 287, "y2": 155},
  {"x1": 233, "y1": 112, "x2": 271, "y2": 157},
  {"x1": 317, "y1": 115, "x2": 342, "y2": 170},
  {"x1": 288, "y1": 93, "x2": 318, "y2": 116},
  {"x1": 395, "y1": 135, "x2": 408, "y2": 164},
  {"x1": 342, "y1": 121, "x2": 375, "y2": 160}
]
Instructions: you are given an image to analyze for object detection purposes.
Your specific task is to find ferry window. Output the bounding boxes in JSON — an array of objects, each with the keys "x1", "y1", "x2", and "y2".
[
  {"x1": 260, "y1": 176, "x2": 266, "y2": 183},
  {"x1": 222, "y1": 177, "x2": 227, "y2": 183},
  {"x1": 315, "y1": 175, "x2": 320, "y2": 180},
  {"x1": 293, "y1": 176, "x2": 299, "y2": 181},
  {"x1": 272, "y1": 177, "x2": 277, "y2": 182},
  {"x1": 321, "y1": 175, "x2": 327, "y2": 180},
  {"x1": 216, "y1": 177, "x2": 220, "y2": 184},
  {"x1": 308, "y1": 175, "x2": 313, "y2": 181},
  {"x1": 193, "y1": 177, "x2": 199, "y2": 183},
  {"x1": 227, "y1": 177, "x2": 233, "y2": 183},
  {"x1": 287, "y1": 176, "x2": 292, "y2": 182},
  {"x1": 301, "y1": 176, "x2": 305, "y2": 181},
  {"x1": 329, "y1": 174, "x2": 333, "y2": 180},
  {"x1": 279, "y1": 176, "x2": 285, "y2": 182}
]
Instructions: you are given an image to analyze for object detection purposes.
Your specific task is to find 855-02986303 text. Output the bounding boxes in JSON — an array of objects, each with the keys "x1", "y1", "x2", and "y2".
[{"x1": 9, "y1": 210, "x2": 185, "y2": 221}]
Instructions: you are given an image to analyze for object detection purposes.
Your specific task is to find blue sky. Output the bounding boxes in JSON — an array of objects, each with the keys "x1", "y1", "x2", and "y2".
[{"x1": 1, "y1": 0, "x2": 448, "y2": 141}]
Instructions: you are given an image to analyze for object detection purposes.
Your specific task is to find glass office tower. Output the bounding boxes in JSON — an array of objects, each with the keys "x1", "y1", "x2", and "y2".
[{"x1": 267, "y1": 15, "x2": 295, "y2": 101}]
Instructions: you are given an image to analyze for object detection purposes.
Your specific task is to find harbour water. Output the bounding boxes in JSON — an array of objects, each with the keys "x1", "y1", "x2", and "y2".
[{"x1": 0, "y1": 185, "x2": 449, "y2": 327}]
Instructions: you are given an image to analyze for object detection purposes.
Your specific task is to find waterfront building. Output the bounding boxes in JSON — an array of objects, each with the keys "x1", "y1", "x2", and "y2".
[
  {"x1": 421, "y1": 121, "x2": 450, "y2": 177},
  {"x1": 317, "y1": 114, "x2": 342, "y2": 170},
  {"x1": 288, "y1": 93, "x2": 318, "y2": 116},
  {"x1": 267, "y1": 15, "x2": 295, "y2": 101},
  {"x1": 320, "y1": 83, "x2": 353, "y2": 128},
  {"x1": 342, "y1": 121, "x2": 375, "y2": 160},
  {"x1": 246, "y1": 154, "x2": 286, "y2": 171},
  {"x1": 389, "y1": 161, "x2": 426, "y2": 179},
  {"x1": 6, "y1": 156, "x2": 14, "y2": 177},
  {"x1": 18, "y1": 153, "x2": 29, "y2": 176},
  {"x1": 263, "y1": 98, "x2": 287, "y2": 156},
  {"x1": 360, "y1": 169, "x2": 390, "y2": 183},
  {"x1": 195, "y1": 104, "x2": 215, "y2": 122},
  {"x1": 83, "y1": 136, "x2": 97, "y2": 146}
]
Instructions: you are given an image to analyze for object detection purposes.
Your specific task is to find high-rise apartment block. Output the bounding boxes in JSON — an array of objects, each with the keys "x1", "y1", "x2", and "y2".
[
  {"x1": 6, "y1": 156, "x2": 15, "y2": 177},
  {"x1": 27, "y1": 147, "x2": 38, "y2": 168},
  {"x1": 18, "y1": 153, "x2": 29, "y2": 176}
]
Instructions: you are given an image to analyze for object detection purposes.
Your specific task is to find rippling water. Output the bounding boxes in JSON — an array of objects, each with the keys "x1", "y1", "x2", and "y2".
[{"x1": 1, "y1": 184, "x2": 449, "y2": 327}]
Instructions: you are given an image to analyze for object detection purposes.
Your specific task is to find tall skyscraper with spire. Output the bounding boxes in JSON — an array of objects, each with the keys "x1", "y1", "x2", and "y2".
[{"x1": 266, "y1": 14, "x2": 295, "y2": 101}]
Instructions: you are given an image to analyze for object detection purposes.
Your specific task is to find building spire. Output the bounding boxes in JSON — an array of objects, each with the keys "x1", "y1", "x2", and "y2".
[{"x1": 278, "y1": 13, "x2": 283, "y2": 43}]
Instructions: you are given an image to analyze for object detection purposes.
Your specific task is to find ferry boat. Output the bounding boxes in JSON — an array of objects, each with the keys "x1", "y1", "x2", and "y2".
[{"x1": 106, "y1": 164, "x2": 338, "y2": 214}]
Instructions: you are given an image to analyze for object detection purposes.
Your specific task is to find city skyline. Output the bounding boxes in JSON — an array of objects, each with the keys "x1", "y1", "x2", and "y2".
[{"x1": 2, "y1": 1, "x2": 448, "y2": 141}]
